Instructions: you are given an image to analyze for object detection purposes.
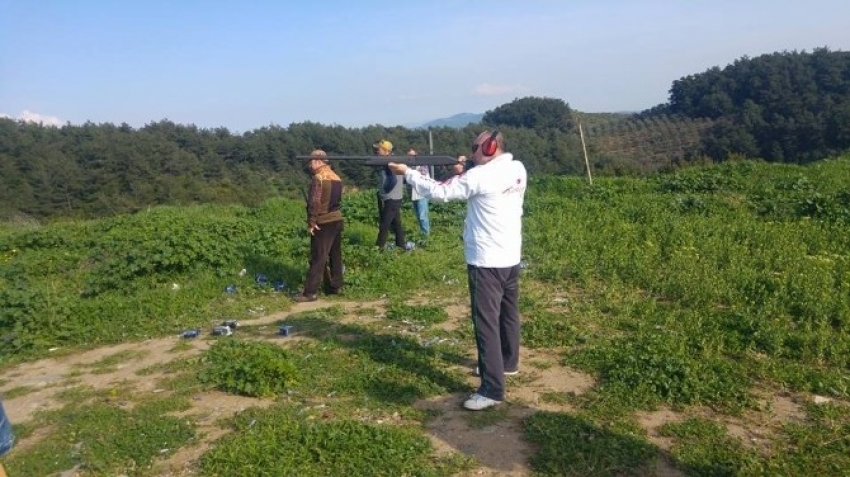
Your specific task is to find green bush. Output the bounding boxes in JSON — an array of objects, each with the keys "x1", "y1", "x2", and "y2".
[
  {"x1": 199, "y1": 340, "x2": 297, "y2": 398},
  {"x1": 571, "y1": 331, "x2": 751, "y2": 409},
  {"x1": 200, "y1": 406, "x2": 469, "y2": 476}
]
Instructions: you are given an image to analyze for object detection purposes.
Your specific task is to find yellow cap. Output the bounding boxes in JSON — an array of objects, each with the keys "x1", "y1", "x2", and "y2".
[{"x1": 373, "y1": 139, "x2": 393, "y2": 152}]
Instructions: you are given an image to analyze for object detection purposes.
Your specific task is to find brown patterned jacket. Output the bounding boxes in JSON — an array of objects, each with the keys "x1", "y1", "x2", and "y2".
[{"x1": 307, "y1": 165, "x2": 343, "y2": 227}]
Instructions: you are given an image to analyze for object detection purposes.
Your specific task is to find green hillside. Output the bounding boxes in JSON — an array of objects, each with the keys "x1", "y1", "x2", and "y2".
[{"x1": 2, "y1": 157, "x2": 849, "y2": 475}]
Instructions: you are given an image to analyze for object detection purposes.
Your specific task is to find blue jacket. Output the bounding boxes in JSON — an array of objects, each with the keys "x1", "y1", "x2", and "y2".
[{"x1": 378, "y1": 166, "x2": 404, "y2": 200}]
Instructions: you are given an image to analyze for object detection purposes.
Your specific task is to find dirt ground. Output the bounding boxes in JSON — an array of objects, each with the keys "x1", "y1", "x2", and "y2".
[{"x1": 0, "y1": 300, "x2": 806, "y2": 476}]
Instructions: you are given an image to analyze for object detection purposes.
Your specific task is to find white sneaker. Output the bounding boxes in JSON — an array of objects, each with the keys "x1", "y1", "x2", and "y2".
[
  {"x1": 463, "y1": 393, "x2": 502, "y2": 411},
  {"x1": 475, "y1": 366, "x2": 519, "y2": 376}
]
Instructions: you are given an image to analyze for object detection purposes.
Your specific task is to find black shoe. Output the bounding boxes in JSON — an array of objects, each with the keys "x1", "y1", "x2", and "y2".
[
  {"x1": 293, "y1": 293, "x2": 318, "y2": 303},
  {"x1": 326, "y1": 288, "x2": 344, "y2": 295}
]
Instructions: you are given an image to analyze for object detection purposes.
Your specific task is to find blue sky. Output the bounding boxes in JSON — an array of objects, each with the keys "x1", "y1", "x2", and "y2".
[{"x1": 2, "y1": 0, "x2": 849, "y2": 132}]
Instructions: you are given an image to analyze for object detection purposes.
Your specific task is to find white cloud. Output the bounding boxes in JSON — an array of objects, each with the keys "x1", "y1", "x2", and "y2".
[
  {"x1": 0, "y1": 109, "x2": 64, "y2": 127},
  {"x1": 472, "y1": 83, "x2": 529, "y2": 96}
]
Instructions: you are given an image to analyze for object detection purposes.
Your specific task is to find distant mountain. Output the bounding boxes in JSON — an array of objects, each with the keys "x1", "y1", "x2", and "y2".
[{"x1": 414, "y1": 112, "x2": 483, "y2": 129}]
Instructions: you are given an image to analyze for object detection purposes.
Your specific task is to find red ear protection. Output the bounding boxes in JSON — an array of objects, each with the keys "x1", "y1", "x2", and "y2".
[{"x1": 480, "y1": 130, "x2": 499, "y2": 156}]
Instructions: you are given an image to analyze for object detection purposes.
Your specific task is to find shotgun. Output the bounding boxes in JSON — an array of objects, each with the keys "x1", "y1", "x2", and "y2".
[{"x1": 295, "y1": 155, "x2": 458, "y2": 166}]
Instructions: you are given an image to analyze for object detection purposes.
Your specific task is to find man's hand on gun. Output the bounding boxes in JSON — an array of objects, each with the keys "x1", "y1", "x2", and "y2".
[
  {"x1": 453, "y1": 156, "x2": 467, "y2": 175},
  {"x1": 386, "y1": 162, "x2": 408, "y2": 175}
]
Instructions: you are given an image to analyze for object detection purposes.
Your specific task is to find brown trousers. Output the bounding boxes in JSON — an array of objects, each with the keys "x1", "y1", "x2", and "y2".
[{"x1": 303, "y1": 220, "x2": 344, "y2": 295}]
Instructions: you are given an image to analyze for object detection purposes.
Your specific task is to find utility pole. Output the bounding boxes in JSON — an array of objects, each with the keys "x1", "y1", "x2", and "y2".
[
  {"x1": 579, "y1": 121, "x2": 593, "y2": 185},
  {"x1": 428, "y1": 129, "x2": 435, "y2": 177}
]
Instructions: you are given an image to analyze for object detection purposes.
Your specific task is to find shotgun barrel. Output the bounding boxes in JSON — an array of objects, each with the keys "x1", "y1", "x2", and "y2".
[{"x1": 295, "y1": 155, "x2": 458, "y2": 166}]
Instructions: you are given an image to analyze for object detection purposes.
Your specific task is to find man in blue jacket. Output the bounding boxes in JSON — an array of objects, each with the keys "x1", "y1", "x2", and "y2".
[{"x1": 374, "y1": 140, "x2": 409, "y2": 250}]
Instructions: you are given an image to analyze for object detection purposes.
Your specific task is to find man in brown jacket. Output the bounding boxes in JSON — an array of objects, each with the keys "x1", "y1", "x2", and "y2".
[{"x1": 294, "y1": 149, "x2": 344, "y2": 302}]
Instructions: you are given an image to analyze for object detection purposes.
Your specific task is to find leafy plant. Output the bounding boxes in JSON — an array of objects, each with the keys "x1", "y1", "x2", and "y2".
[
  {"x1": 525, "y1": 411, "x2": 658, "y2": 476},
  {"x1": 199, "y1": 339, "x2": 297, "y2": 398},
  {"x1": 386, "y1": 302, "x2": 448, "y2": 325},
  {"x1": 657, "y1": 417, "x2": 757, "y2": 476},
  {"x1": 199, "y1": 406, "x2": 472, "y2": 476},
  {"x1": 570, "y1": 331, "x2": 752, "y2": 411},
  {"x1": 3, "y1": 157, "x2": 850, "y2": 475},
  {"x1": 2, "y1": 398, "x2": 195, "y2": 477}
]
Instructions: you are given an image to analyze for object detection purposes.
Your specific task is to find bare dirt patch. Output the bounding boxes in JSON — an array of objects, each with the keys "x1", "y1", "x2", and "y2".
[
  {"x1": 152, "y1": 392, "x2": 276, "y2": 476},
  {"x1": 413, "y1": 346, "x2": 597, "y2": 476},
  {"x1": 417, "y1": 394, "x2": 537, "y2": 477},
  {"x1": 508, "y1": 349, "x2": 595, "y2": 412},
  {"x1": 637, "y1": 407, "x2": 687, "y2": 451},
  {"x1": 2, "y1": 338, "x2": 209, "y2": 423},
  {"x1": 0, "y1": 300, "x2": 817, "y2": 476},
  {"x1": 0, "y1": 302, "x2": 357, "y2": 436}
]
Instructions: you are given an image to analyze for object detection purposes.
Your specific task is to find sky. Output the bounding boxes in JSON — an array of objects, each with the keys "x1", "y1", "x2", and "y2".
[{"x1": 2, "y1": 0, "x2": 849, "y2": 133}]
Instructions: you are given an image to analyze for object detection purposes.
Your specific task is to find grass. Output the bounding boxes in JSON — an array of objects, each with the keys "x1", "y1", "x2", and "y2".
[
  {"x1": 199, "y1": 339, "x2": 297, "y2": 398},
  {"x1": 525, "y1": 411, "x2": 658, "y2": 476},
  {"x1": 1, "y1": 385, "x2": 37, "y2": 399},
  {"x1": 198, "y1": 405, "x2": 475, "y2": 476},
  {"x1": 464, "y1": 404, "x2": 513, "y2": 429},
  {"x1": 4, "y1": 397, "x2": 196, "y2": 477},
  {"x1": 386, "y1": 302, "x2": 449, "y2": 326},
  {"x1": 2, "y1": 157, "x2": 850, "y2": 475},
  {"x1": 72, "y1": 349, "x2": 151, "y2": 374}
]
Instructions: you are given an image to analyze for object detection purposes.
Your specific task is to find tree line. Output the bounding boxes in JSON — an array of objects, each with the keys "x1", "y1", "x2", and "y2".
[
  {"x1": 3, "y1": 48, "x2": 850, "y2": 221},
  {"x1": 0, "y1": 108, "x2": 586, "y2": 221},
  {"x1": 645, "y1": 47, "x2": 850, "y2": 163}
]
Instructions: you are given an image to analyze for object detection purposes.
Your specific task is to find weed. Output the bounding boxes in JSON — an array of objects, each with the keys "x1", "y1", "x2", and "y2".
[
  {"x1": 464, "y1": 404, "x2": 512, "y2": 429},
  {"x1": 386, "y1": 302, "x2": 449, "y2": 326},
  {"x1": 199, "y1": 405, "x2": 472, "y2": 476},
  {"x1": 73, "y1": 349, "x2": 150, "y2": 374},
  {"x1": 657, "y1": 417, "x2": 757, "y2": 476},
  {"x1": 1, "y1": 385, "x2": 36, "y2": 399},
  {"x1": 539, "y1": 391, "x2": 572, "y2": 406},
  {"x1": 3, "y1": 158, "x2": 850, "y2": 474},
  {"x1": 2, "y1": 397, "x2": 195, "y2": 477},
  {"x1": 169, "y1": 339, "x2": 193, "y2": 353},
  {"x1": 199, "y1": 339, "x2": 297, "y2": 398},
  {"x1": 525, "y1": 411, "x2": 658, "y2": 476}
]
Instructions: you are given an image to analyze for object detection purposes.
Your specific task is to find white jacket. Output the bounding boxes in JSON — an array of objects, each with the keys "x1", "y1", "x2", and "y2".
[{"x1": 404, "y1": 153, "x2": 526, "y2": 267}]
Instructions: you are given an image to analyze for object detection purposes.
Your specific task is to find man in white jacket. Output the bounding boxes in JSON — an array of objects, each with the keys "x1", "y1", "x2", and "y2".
[{"x1": 388, "y1": 130, "x2": 527, "y2": 411}]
